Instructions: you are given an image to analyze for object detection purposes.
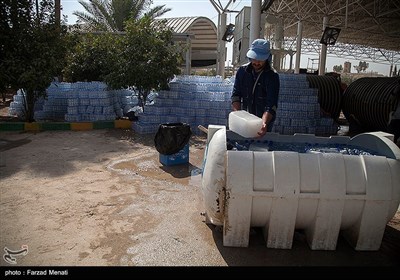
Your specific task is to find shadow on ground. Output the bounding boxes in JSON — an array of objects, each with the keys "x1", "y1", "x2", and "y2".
[
  {"x1": 160, "y1": 162, "x2": 202, "y2": 179},
  {"x1": 209, "y1": 224, "x2": 400, "y2": 266},
  {"x1": 0, "y1": 129, "x2": 151, "y2": 179}
]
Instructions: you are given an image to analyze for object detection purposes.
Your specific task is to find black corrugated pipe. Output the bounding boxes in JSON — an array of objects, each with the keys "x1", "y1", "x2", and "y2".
[
  {"x1": 306, "y1": 75, "x2": 342, "y2": 120},
  {"x1": 342, "y1": 77, "x2": 400, "y2": 132}
]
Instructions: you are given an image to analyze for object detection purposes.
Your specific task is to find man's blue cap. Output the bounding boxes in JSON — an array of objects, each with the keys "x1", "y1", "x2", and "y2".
[{"x1": 246, "y1": 39, "x2": 271, "y2": 61}]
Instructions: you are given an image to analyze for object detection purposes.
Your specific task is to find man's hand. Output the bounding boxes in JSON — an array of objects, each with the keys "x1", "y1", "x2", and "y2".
[
  {"x1": 232, "y1": 101, "x2": 241, "y2": 111},
  {"x1": 257, "y1": 123, "x2": 267, "y2": 137}
]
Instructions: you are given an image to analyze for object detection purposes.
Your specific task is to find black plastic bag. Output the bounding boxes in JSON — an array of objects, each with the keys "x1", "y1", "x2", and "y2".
[{"x1": 154, "y1": 123, "x2": 192, "y2": 155}]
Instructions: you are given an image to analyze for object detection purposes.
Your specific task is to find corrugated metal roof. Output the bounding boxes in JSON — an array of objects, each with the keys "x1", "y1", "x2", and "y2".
[
  {"x1": 156, "y1": 17, "x2": 218, "y2": 66},
  {"x1": 156, "y1": 16, "x2": 217, "y2": 34}
]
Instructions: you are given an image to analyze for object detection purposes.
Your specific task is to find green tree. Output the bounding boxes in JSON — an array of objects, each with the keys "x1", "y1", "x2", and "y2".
[
  {"x1": 333, "y1": 65, "x2": 343, "y2": 73},
  {"x1": 0, "y1": 0, "x2": 69, "y2": 121},
  {"x1": 0, "y1": 1, "x2": 31, "y2": 102},
  {"x1": 104, "y1": 16, "x2": 182, "y2": 109},
  {"x1": 63, "y1": 33, "x2": 122, "y2": 82},
  {"x1": 73, "y1": 0, "x2": 171, "y2": 32},
  {"x1": 354, "y1": 61, "x2": 369, "y2": 73}
]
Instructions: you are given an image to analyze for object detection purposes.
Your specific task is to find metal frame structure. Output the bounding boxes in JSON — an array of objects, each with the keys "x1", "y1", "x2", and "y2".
[
  {"x1": 262, "y1": 0, "x2": 400, "y2": 66},
  {"x1": 283, "y1": 37, "x2": 400, "y2": 65}
]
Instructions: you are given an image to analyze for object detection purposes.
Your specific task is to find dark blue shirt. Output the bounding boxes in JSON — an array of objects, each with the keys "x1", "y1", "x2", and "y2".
[{"x1": 231, "y1": 62, "x2": 280, "y2": 121}]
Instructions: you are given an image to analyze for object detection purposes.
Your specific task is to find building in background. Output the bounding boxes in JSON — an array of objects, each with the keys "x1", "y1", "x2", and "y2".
[{"x1": 343, "y1": 61, "x2": 352, "y2": 73}]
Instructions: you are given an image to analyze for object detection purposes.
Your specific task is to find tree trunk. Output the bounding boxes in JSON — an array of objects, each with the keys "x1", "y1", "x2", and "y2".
[{"x1": 23, "y1": 88, "x2": 36, "y2": 122}]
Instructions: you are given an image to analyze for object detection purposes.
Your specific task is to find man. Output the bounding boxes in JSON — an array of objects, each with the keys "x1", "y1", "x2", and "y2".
[{"x1": 231, "y1": 39, "x2": 280, "y2": 137}]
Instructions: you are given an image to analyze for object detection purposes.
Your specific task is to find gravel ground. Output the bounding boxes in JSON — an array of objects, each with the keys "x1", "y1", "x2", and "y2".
[{"x1": 0, "y1": 129, "x2": 399, "y2": 272}]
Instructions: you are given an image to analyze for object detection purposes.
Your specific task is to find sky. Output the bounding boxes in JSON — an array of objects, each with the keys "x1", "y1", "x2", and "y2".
[{"x1": 60, "y1": 0, "x2": 392, "y2": 76}]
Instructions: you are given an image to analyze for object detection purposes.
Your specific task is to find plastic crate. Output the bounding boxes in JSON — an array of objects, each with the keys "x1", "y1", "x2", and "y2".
[{"x1": 159, "y1": 144, "x2": 189, "y2": 166}]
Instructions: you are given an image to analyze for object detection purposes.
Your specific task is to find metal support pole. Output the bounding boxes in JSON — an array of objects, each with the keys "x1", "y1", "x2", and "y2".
[
  {"x1": 55, "y1": 0, "x2": 61, "y2": 26},
  {"x1": 289, "y1": 51, "x2": 293, "y2": 71},
  {"x1": 295, "y1": 21, "x2": 303, "y2": 74},
  {"x1": 249, "y1": 0, "x2": 261, "y2": 44},
  {"x1": 218, "y1": 13, "x2": 227, "y2": 77},
  {"x1": 210, "y1": 0, "x2": 235, "y2": 78},
  {"x1": 319, "y1": 16, "x2": 329, "y2": 75},
  {"x1": 185, "y1": 35, "x2": 192, "y2": 75},
  {"x1": 273, "y1": 18, "x2": 284, "y2": 71}
]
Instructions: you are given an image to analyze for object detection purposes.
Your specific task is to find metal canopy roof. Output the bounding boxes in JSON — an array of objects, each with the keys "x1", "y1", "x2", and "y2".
[{"x1": 262, "y1": 0, "x2": 400, "y2": 65}]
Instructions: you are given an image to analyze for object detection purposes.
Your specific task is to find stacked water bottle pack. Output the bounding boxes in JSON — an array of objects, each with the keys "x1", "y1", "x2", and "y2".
[
  {"x1": 8, "y1": 90, "x2": 27, "y2": 119},
  {"x1": 9, "y1": 82, "x2": 139, "y2": 122},
  {"x1": 7, "y1": 76, "x2": 338, "y2": 137},
  {"x1": 34, "y1": 82, "x2": 78, "y2": 121},
  {"x1": 8, "y1": 89, "x2": 46, "y2": 120},
  {"x1": 272, "y1": 74, "x2": 339, "y2": 136},
  {"x1": 133, "y1": 74, "x2": 338, "y2": 136},
  {"x1": 133, "y1": 75, "x2": 233, "y2": 135},
  {"x1": 115, "y1": 88, "x2": 140, "y2": 118}
]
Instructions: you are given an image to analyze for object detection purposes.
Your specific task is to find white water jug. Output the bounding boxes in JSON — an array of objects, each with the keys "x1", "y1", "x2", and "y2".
[{"x1": 228, "y1": 110, "x2": 263, "y2": 138}]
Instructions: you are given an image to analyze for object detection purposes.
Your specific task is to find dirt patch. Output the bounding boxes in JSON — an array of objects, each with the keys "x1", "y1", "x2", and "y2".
[
  {"x1": 0, "y1": 129, "x2": 399, "y2": 267},
  {"x1": 388, "y1": 211, "x2": 400, "y2": 229},
  {"x1": 0, "y1": 130, "x2": 215, "y2": 266}
]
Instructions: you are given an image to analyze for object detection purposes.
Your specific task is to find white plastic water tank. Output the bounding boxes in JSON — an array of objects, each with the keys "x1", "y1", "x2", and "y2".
[{"x1": 202, "y1": 129, "x2": 400, "y2": 251}]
